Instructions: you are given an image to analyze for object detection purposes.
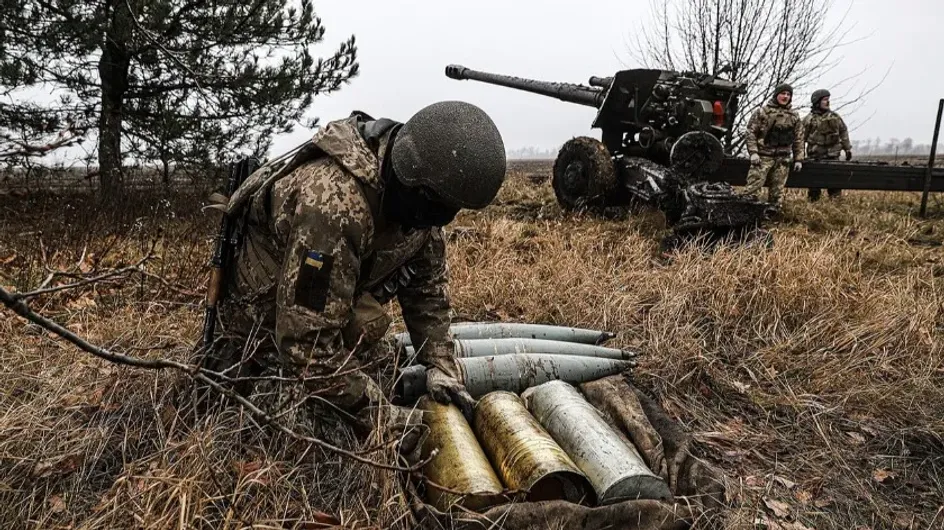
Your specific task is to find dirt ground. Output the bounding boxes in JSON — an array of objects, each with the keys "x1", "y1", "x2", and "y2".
[{"x1": 1, "y1": 160, "x2": 942, "y2": 529}]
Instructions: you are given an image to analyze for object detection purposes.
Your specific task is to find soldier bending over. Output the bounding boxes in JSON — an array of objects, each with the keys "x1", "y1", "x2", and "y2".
[{"x1": 201, "y1": 101, "x2": 507, "y2": 428}]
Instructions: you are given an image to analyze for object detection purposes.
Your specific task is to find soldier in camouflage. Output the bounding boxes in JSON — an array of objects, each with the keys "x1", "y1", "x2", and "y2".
[
  {"x1": 742, "y1": 83, "x2": 805, "y2": 210},
  {"x1": 803, "y1": 89, "x2": 852, "y2": 201},
  {"x1": 203, "y1": 101, "x2": 506, "y2": 424}
]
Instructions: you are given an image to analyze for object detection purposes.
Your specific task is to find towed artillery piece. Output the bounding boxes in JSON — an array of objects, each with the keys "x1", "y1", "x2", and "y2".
[{"x1": 445, "y1": 64, "x2": 774, "y2": 249}]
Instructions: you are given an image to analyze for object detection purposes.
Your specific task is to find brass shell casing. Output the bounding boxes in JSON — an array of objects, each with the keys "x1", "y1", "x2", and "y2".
[
  {"x1": 473, "y1": 391, "x2": 595, "y2": 504},
  {"x1": 419, "y1": 397, "x2": 506, "y2": 512}
]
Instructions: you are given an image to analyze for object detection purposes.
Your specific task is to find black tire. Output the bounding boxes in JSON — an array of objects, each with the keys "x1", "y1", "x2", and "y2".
[
  {"x1": 552, "y1": 136, "x2": 618, "y2": 210},
  {"x1": 670, "y1": 131, "x2": 724, "y2": 176}
]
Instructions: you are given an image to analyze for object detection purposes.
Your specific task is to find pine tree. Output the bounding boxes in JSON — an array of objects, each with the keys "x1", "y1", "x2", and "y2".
[{"x1": 0, "y1": 0, "x2": 358, "y2": 196}]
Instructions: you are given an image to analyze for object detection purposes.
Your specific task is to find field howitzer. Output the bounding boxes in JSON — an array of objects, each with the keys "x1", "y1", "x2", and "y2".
[
  {"x1": 201, "y1": 157, "x2": 259, "y2": 348},
  {"x1": 445, "y1": 64, "x2": 774, "y2": 248}
]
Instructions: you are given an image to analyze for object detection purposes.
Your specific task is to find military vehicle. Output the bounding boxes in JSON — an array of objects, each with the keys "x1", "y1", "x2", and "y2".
[{"x1": 445, "y1": 64, "x2": 774, "y2": 249}]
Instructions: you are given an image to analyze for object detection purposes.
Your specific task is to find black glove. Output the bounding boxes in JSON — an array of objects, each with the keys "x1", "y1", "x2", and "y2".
[
  {"x1": 426, "y1": 366, "x2": 476, "y2": 421},
  {"x1": 845, "y1": 150, "x2": 852, "y2": 161}
]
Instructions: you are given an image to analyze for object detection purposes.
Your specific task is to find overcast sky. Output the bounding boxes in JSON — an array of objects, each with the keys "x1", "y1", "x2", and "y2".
[{"x1": 269, "y1": 0, "x2": 941, "y2": 156}]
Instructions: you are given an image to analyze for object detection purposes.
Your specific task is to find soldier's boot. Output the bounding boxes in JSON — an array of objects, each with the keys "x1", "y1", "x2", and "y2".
[
  {"x1": 828, "y1": 188, "x2": 842, "y2": 199},
  {"x1": 808, "y1": 188, "x2": 822, "y2": 202}
]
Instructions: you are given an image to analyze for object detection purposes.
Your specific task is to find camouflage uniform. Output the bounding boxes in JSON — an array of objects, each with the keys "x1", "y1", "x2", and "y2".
[
  {"x1": 803, "y1": 107, "x2": 851, "y2": 201},
  {"x1": 214, "y1": 112, "x2": 458, "y2": 412},
  {"x1": 743, "y1": 98, "x2": 804, "y2": 208}
]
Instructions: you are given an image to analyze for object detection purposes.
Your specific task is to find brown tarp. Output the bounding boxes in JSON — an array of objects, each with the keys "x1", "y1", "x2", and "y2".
[{"x1": 408, "y1": 375, "x2": 728, "y2": 530}]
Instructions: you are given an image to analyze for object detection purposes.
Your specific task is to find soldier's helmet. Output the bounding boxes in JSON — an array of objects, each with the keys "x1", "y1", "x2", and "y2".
[
  {"x1": 391, "y1": 101, "x2": 507, "y2": 210},
  {"x1": 773, "y1": 83, "x2": 794, "y2": 96},
  {"x1": 811, "y1": 89, "x2": 831, "y2": 106}
]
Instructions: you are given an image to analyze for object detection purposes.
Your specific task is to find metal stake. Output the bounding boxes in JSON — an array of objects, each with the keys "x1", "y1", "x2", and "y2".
[{"x1": 919, "y1": 99, "x2": 943, "y2": 217}]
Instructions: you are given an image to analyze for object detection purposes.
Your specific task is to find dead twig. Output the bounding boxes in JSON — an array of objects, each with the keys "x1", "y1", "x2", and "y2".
[
  {"x1": 0, "y1": 284, "x2": 431, "y2": 474},
  {"x1": 137, "y1": 269, "x2": 201, "y2": 298},
  {"x1": 13, "y1": 254, "x2": 155, "y2": 301},
  {"x1": 0, "y1": 122, "x2": 87, "y2": 161}
]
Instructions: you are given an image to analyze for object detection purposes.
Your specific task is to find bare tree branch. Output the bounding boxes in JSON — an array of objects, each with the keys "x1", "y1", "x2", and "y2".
[
  {"x1": 0, "y1": 121, "x2": 87, "y2": 161},
  {"x1": 13, "y1": 254, "x2": 155, "y2": 301},
  {"x1": 628, "y1": 0, "x2": 884, "y2": 154}
]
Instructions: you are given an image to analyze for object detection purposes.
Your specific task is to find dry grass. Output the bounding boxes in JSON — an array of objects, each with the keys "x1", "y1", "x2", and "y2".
[{"x1": 1, "y1": 163, "x2": 943, "y2": 529}]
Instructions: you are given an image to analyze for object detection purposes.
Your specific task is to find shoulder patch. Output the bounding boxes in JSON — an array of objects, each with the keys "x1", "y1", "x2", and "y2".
[{"x1": 294, "y1": 250, "x2": 334, "y2": 312}]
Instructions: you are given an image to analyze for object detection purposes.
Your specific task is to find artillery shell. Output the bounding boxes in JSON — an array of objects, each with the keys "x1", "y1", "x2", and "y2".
[
  {"x1": 461, "y1": 354, "x2": 633, "y2": 397},
  {"x1": 457, "y1": 338, "x2": 633, "y2": 360},
  {"x1": 523, "y1": 381, "x2": 672, "y2": 504},
  {"x1": 473, "y1": 391, "x2": 594, "y2": 504},
  {"x1": 395, "y1": 354, "x2": 634, "y2": 403},
  {"x1": 405, "y1": 338, "x2": 635, "y2": 362},
  {"x1": 396, "y1": 322, "x2": 615, "y2": 346},
  {"x1": 418, "y1": 396, "x2": 506, "y2": 512}
]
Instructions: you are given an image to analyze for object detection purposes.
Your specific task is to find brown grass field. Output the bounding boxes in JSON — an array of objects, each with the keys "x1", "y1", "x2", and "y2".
[{"x1": 1, "y1": 160, "x2": 942, "y2": 529}]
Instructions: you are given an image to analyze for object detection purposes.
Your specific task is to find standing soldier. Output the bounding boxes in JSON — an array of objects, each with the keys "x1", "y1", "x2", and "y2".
[
  {"x1": 199, "y1": 100, "x2": 507, "y2": 432},
  {"x1": 742, "y1": 84, "x2": 805, "y2": 210},
  {"x1": 803, "y1": 89, "x2": 852, "y2": 201}
]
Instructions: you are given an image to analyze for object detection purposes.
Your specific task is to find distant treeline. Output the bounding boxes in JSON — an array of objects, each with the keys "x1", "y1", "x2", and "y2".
[
  {"x1": 850, "y1": 139, "x2": 943, "y2": 156},
  {"x1": 506, "y1": 147, "x2": 560, "y2": 160}
]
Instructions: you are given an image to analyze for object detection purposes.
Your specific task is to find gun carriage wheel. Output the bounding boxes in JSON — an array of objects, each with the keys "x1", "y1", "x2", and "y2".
[{"x1": 552, "y1": 136, "x2": 618, "y2": 210}]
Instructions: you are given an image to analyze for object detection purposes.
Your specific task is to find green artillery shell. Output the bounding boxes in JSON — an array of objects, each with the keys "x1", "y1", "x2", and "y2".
[
  {"x1": 404, "y1": 338, "x2": 635, "y2": 362},
  {"x1": 473, "y1": 391, "x2": 595, "y2": 504},
  {"x1": 394, "y1": 354, "x2": 633, "y2": 403},
  {"x1": 418, "y1": 396, "x2": 506, "y2": 512},
  {"x1": 395, "y1": 322, "x2": 615, "y2": 346},
  {"x1": 523, "y1": 381, "x2": 672, "y2": 504}
]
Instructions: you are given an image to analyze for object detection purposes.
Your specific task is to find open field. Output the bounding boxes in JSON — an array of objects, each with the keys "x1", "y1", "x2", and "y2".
[
  {"x1": 1, "y1": 160, "x2": 942, "y2": 529},
  {"x1": 1, "y1": 154, "x2": 942, "y2": 194}
]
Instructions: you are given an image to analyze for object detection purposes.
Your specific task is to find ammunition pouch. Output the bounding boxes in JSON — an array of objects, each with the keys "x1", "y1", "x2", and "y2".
[
  {"x1": 809, "y1": 130, "x2": 839, "y2": 148},
  {"x1": 369, "y1": 262, "x2": 419, "y2": 305},
  {"x1": 764, "y1": 123, "x2": 795, "y2": 148},
  {"x1": 342, "y1": 292, "x2": 393, "y2": 350}
]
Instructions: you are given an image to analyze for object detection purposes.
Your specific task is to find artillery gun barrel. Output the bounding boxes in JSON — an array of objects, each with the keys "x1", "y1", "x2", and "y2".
[
  {"x1": 446, "y1": 64, "x2": 605, "y2": 108},
  {"x1": 587, "y1": 76, "x2": 613, "y2": 89}
]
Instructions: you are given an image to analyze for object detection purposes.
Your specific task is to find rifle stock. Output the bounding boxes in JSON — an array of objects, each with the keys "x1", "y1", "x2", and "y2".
[{"x1": 202, "y1": 158, "x2": 257, "y2": 348}]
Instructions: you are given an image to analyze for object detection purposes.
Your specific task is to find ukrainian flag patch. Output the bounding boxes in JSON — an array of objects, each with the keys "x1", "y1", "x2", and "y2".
[
  {"x1": 304, "y1": 251, "x2": 325, "y2": 269},
  {"x1": 295, "y1": 249, "x2": 334, "y2": 312}
]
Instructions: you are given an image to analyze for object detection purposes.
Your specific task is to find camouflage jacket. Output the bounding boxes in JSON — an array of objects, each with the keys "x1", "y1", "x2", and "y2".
[
  {"x1": 745, "y1": 100, "x2": 805, "y2": 160},
  {"x1": 802, "y1": 110, "x2": 851, "y2": 159},
  {"x1": 219, "y1": 113, "x2": 455, "y2": 374}
]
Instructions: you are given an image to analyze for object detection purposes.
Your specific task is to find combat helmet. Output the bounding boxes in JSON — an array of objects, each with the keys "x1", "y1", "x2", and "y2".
[
  {"x1": 391, "y1": 101, "x2": 506, "y2": 210},
  {"x1": 811, "y1": 89, "x2": 831, "y2": 106}
]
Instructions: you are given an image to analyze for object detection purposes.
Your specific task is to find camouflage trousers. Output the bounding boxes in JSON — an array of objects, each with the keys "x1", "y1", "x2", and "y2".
[
  {"x1": 198, "y1": 292, "x2": 394, "y2": 414},
  {"x1": 743, "y1": 155, "x2": 790, "y2": 208}
]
